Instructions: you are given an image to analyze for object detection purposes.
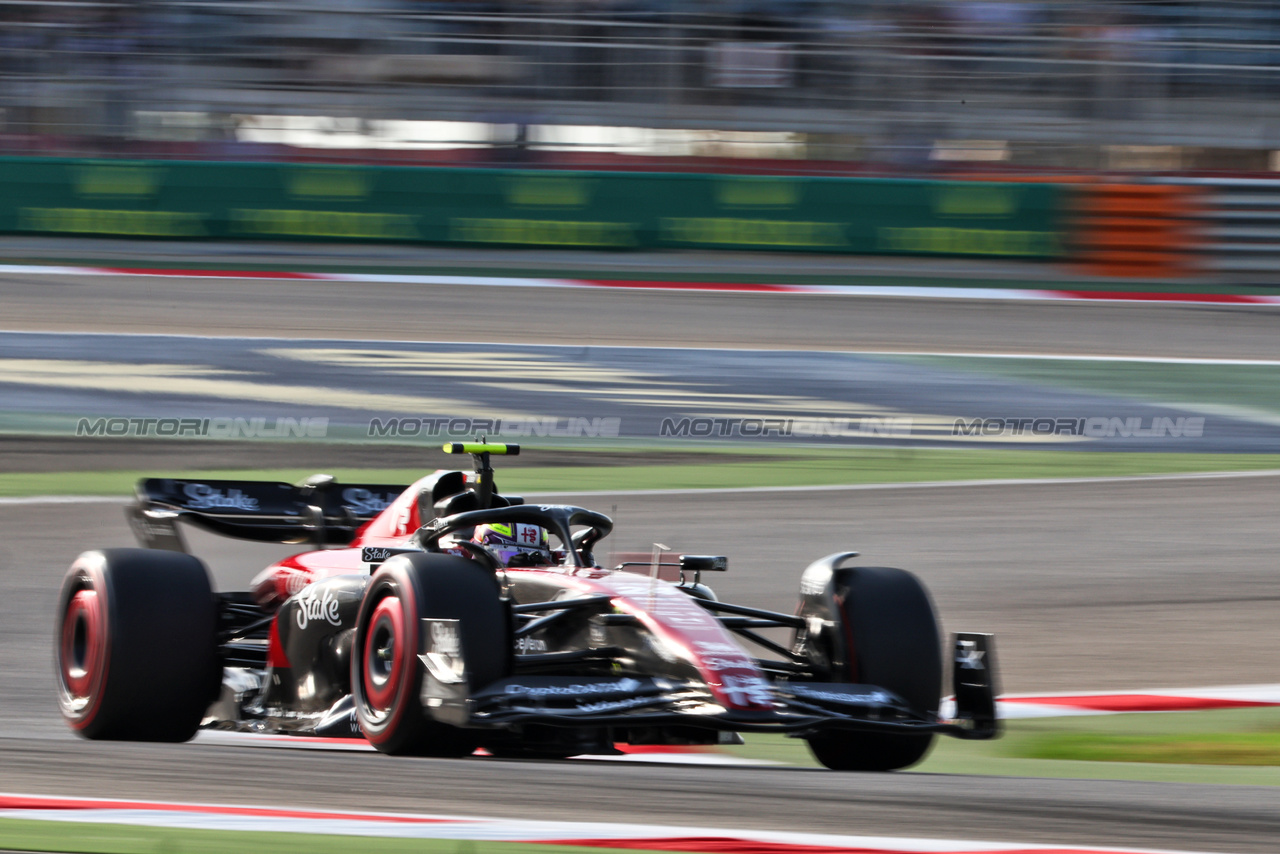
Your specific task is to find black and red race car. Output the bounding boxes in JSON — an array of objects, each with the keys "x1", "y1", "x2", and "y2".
[{"x1": 55, "y1": 443, "x2": 998, "y2": 770}]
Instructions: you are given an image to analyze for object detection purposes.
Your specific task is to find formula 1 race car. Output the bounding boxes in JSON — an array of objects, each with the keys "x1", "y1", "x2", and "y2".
[{"x1": 55, "y1": 444, "x2": 998, "y2": 770}]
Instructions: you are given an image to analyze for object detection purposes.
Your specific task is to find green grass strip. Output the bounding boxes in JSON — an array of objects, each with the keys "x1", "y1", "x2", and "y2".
[
  {"x1": 0, "y1": 820, "x2": 649, "y2": 854},
  {"x1": 726, "y1": 708, "x2": 1280, "y2": 785},
  {"x1": 4, "y1": 450, "x2": 1280, "y2": 497},
  {"x1": 1020, "y1": 732, "x2": 1280, "y2": 765}
]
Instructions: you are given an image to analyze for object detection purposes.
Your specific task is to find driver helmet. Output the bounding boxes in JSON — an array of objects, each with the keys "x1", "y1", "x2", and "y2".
[{"x1": 472, "y1": 522, "x2": 552, "y2": 567}]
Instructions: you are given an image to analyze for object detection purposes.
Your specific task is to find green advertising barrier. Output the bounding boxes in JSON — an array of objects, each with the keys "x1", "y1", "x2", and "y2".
[{"x1": 0, "y1": 158, "x2": 1066, "y2": 258}]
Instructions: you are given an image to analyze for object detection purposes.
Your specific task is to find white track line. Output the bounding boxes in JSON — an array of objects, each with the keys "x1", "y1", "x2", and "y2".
[
  {"x1": 880, "y1": 351, "x2": 1280, "y2": 366},
  {"x1": 0, "y1": 495, "x2": 130, "y2": 506},
  {"x1": 0, "y1": 793, "x2": 1234, "y2": 854},
  {"x1": 9, "y1": 468, "x2": 1280, "y2": 507}
]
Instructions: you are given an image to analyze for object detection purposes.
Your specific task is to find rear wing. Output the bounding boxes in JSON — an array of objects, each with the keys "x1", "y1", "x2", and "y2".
[{"x1": 126, "y1": 476, "x2": 409, "y2": 552}]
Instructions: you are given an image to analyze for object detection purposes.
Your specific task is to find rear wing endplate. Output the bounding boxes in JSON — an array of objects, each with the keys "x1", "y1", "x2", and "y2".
[{"x1": 126, "y1": 476, "x2": 408, "y2": 552}]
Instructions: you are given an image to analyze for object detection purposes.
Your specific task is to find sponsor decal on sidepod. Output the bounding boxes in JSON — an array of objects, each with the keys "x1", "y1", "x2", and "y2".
[{"x1": 295, "y1": 587, "x2": 342, "y2": 630}]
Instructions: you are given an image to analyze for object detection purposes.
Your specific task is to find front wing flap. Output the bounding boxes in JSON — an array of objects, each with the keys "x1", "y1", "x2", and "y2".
[{"x1": 471, "y1": 676, "x2": 685, "y2": 720}]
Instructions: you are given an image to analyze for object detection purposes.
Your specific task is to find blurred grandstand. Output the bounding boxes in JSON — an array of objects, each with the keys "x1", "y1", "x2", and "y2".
[{"x1": 2, "y1": 0, "x2": 1280, "y2": 172}]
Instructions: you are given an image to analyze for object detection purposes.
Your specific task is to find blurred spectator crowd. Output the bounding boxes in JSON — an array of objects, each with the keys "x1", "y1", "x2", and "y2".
[{"x1": 1, "y1": 0, "x2": 1279, "y2": 167}]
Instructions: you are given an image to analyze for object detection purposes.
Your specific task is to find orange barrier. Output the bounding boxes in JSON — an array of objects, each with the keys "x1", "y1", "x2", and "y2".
[{"x1": 1071, "y1": 184, "x2": 1203, "y2": 278}]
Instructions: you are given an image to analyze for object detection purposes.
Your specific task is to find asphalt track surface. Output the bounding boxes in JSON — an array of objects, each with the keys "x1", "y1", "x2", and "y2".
[
  {"x1": 3, "y1": 269, "x2": 1280, "y2": 359},
  {"x1": 4, "y1": 478, "x2": 1280, "y2": 852},
  {"x1": 3, "y1": 263, "x2": 1280, "y2": 852}
]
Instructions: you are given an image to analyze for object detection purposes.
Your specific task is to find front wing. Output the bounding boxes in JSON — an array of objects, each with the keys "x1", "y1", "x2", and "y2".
[{"x1": 429, "y1": 634, "x2": 1000, "y2": 741}]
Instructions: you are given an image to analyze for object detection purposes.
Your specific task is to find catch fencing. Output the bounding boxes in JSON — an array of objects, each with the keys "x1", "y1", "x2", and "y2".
[{"x1": 4, "y1": 1, "x2": 1280, "y2": 164}]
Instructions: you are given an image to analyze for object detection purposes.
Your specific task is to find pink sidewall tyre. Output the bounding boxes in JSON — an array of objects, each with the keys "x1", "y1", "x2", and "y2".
[
  {"x1": 55, "y1": 549, "x2": 218, "y2": 742},
  {"x1": 352, "y1": 553, "x2": 509, "y2": 757}
]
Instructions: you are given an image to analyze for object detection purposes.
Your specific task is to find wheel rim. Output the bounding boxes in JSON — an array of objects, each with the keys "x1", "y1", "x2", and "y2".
[
  {"x1": 362, "y1": 596, "x2": 405, "y2": 714},
  {"x1": 59, "y1": 587, "x2": 104, "y2": 711}
]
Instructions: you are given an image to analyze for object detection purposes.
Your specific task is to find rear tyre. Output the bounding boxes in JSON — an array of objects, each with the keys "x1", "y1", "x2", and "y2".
[
  {"x1": 55, "y1": 549, "x2": 219, "y2": 742},
  {"x1": 352, "y1": 553, "x2": 509, "y2": 757},
  {"x1": 804, "y1": 566, "x2": 941, "y2": 771}
]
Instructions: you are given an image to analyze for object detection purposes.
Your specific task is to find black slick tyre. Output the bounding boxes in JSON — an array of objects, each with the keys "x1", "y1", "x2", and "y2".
[
  {"x1": 352, "y1": 553, "x2": 509, "y2": 757},
  {"x1": 805, "y1": 565, "x2": 942, "y2": 771},
  {"x1": 55, "y1": 548, "x2": 219, "y2": 742}
]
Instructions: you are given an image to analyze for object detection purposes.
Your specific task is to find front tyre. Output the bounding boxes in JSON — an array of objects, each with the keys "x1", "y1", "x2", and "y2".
[
  {"x1": 352, "y1": 553, "x2": 509, "y2": 756},
  {"x1": 803, "y1": 565, "x2": 942, "y2": 771},
  {"x1": 55, "y1": 549, "x2": 218, "y2": 742}
]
